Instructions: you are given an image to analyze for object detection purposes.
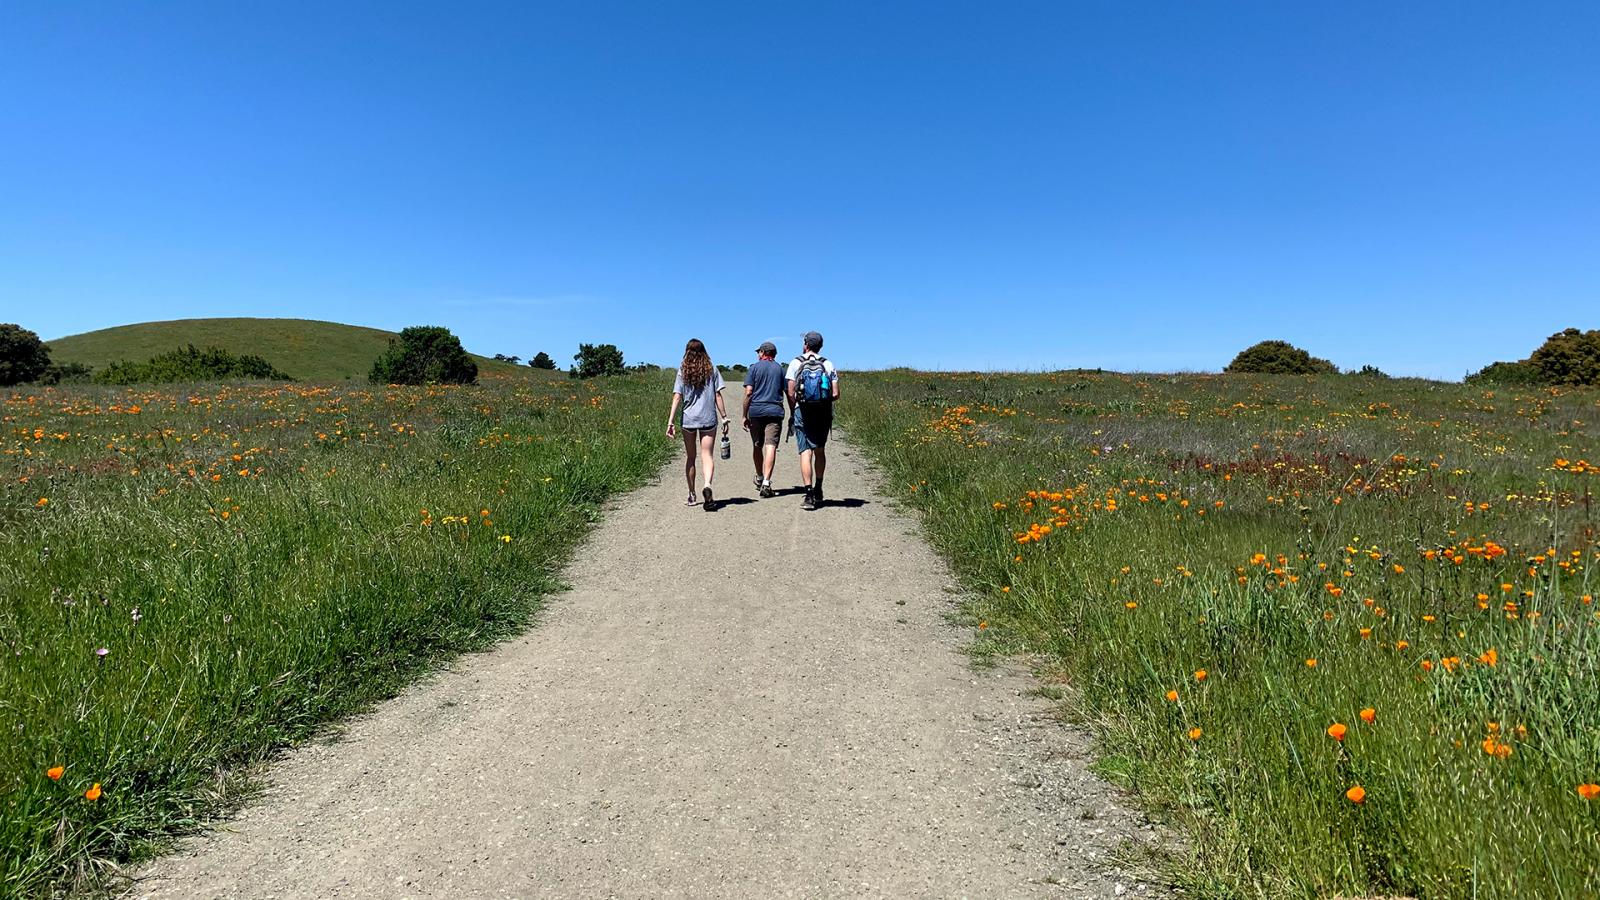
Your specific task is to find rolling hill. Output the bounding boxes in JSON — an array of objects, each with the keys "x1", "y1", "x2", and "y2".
[{"x1": 46, "y1": 318, "x2": 530, "y2": 382}]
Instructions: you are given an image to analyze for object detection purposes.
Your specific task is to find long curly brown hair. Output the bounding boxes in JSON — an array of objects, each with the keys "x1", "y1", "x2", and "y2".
[{"x1": 679, "y1": 338, "x2": 714, "y2": 390}]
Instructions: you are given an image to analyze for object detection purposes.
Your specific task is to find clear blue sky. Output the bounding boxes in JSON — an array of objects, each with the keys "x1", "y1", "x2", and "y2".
[{"x1": 3, "y1": 2, "x2": 1596, "y2": 377}]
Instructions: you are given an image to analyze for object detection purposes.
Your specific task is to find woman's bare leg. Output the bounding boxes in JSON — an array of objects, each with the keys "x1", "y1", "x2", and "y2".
[
  {"x1": 682, "y1": 429, "x2": 697, "y2": 494},
  {"x1": 699, "y1": 430, "x2": 717, "y2": 488}
]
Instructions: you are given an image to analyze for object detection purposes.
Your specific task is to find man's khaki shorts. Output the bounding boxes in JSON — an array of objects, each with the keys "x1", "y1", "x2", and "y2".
[{"x1": 748, "y1": 416, "x2": 782, "y2": 446}]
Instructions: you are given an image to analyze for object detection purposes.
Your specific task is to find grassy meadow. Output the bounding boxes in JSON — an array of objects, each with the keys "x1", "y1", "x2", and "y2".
[
  {"x1": 839, "y1": 371, "x2": 1599, "y2": 899},
  {"x1": 0, "y1": 369, "x2": 669, "y2": 894}
]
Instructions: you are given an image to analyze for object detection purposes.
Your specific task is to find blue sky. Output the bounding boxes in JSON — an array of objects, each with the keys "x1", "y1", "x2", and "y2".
[{"x1": 2, "y1": 2, "x2": 1596, "y2": 377}]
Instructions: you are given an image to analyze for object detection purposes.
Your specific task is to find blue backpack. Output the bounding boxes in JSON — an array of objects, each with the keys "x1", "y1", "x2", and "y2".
[{"x1": 795, "y1": 355, "x2": 832, "y2": 405}]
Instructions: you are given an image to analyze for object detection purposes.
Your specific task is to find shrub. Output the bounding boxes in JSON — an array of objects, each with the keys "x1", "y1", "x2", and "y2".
[
  {"x1": 1225, "y1": 340, "x2": 1337, "y2": 375},
  {"x1": 1528, "y1": 328, "x2": 1600, "y2": 386},
  {"x1": 571, "y1": 343, "x2": 625, "y2": 378},
  {"x1": 1465, "y1": 360, "x2": 1543, "y2": 386},
  {"x1": 529, "y1": 351, "x2": 558, "y2": 370},
  {"x1": 0, "y1": 323, "x2": 52, "y2": 386},
  {"x1": 94, "y1": 345, "x2": 291, "y2": 385},
  {"x1": 369, "y1": 326, "x2": 478, "y2": 385},
  {"x1": 492, "y1": 353, "x2": 522, "y2": 365},
  {"x1": 37, "y1": 361, "x2": 94, "y2": 385},
  {"x1": 1347, "y1": 364, "x2": 1390, "y2": 379}
]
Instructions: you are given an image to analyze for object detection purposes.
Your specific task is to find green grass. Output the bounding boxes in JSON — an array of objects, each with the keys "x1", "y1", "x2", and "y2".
[
  {"x1": 839, "y1": 371, "x2": 1600, "y2": 899},
  {"x1": 45, "y1": 318, "x2": 532, "y2": 382},
  {"x1": 1, "y1": 368, "x2": 671, "y2": 895}
]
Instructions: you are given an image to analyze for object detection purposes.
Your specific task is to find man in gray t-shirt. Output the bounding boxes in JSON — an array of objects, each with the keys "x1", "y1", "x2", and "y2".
[
  {"x1": 742, "y1": 341, "x2": 786, "y2": 497},
  {"x1": 785, "y1": 330, "x2": 840, "y2": 511}
]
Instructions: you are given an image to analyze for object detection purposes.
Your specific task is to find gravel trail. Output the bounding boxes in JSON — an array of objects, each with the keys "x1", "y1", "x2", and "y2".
[{"x1": 134, "y1": 392, "x2": 1161, "y2": 898}]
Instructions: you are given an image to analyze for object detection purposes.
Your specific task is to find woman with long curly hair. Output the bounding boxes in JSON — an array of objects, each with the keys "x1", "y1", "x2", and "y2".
[{"x1": 666, "y1": 338, "x2": 729, "y2": 510}]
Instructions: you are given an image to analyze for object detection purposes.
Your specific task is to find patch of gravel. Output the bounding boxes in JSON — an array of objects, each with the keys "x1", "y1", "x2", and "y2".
[{"x1": 131, "y1": 394, "x2": 1168, "y2": 898}]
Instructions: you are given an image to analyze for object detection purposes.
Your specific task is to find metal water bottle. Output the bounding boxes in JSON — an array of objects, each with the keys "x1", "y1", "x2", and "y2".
[{"x1": 720, "y1": 431, "x2": 731, "y2": 459}]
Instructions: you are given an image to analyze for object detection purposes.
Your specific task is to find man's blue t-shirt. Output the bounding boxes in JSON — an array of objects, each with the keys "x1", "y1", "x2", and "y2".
[{"x1": 743, "y1": 359, "x2": 786, "y2": 418}]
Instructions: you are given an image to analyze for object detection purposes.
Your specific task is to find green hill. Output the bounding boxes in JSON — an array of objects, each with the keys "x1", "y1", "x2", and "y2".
[{"x1": 46, "y1": 318, "x2": 529, "y2": 382}]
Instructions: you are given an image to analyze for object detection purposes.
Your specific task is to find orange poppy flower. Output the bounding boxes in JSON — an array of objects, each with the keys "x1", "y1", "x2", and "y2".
[
  {"x1": 1194, "y1": 669, "x2": 1208, "y2": 682},
  {"x1": 1346, "y1": 784, "x2": 1366, "y2": 804},
  {"x1": 1327, "y1": 722, "x2": 1348, "y2": 741},
  {"x1": 46, "y1": 766, "x2": 64, "y2": 781},
  {"x1": 1165, "y1": 690, "x2": 1179, "y2": 702},
  {"x1": 1188, "y1": 727, "x2": 1203, "y2": 741},
  {"x1": 84, "y1": 783, "x2": 102, "y2": 801},
  {"x1": 1578, "y1": 784, "x2": 1600, "y2": 801},
  {"x1": 1359, "y1": 708, "x2": 1376, "y2": 724}
]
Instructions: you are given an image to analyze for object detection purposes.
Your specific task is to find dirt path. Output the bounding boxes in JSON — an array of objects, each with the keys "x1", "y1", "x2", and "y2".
[{"x1": 134, "y1": 392, "x2": 1161, "y2": 898}]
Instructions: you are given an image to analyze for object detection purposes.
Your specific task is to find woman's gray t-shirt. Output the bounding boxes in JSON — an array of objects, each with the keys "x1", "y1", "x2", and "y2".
[{"x1": 674, "y1": 369, "x2": 724, "y2": 429}]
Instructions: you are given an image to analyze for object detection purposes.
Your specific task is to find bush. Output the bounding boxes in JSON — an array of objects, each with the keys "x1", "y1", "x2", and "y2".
[
  {"x1": 529, "y1": 351, "x2": 558, "y2": 370},
  {"x1": 1465, "y1": 360, "x2": 1543, "y2": 386},
  {"x1": 1347, "y1": 364, "x2": 1390, "y2": 379},
  {"x1": 1225, "y1": 340, "x2": 1337, "y2": 375},
  {"x1": 492, "y1": 353, "x2": 521, "y2": 365},
  {"x1": 0, "y1": 323, "x2": 52, "y2": 386},
  {"x1": 1528, "y1": 328, "x2": 1600, "y2": 386},
  {"x1": 37, "y1": 361, "x2": 94, "y2": 385},
  {"x1": 94, "y1": 345, "x2": 292, "y2": 385},
  {"x1": 369, "y1": 326, "x2": 478, "y2": 385},
  {"x1": 571, "y1": 343, "x2": 625, "y2": 379}
]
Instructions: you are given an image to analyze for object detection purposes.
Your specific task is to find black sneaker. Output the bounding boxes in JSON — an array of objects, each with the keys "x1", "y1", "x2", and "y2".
[
  {"x1": 702, "y1": 486, "x2": 714, "y2": 511},
  {"x1": 812, "y1": 484, "x2": 824, "y2": 507},
  {"x1": 801, "y1": 488, "x2": 818, "y2": 511},
  {"x1": 759, "y1": 483, "x2": 776, "y2": 498}
]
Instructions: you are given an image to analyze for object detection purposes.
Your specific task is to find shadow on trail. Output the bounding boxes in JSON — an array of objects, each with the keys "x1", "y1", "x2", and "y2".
[{"x1": 822, "y1": 498, "x2": 869, "y2": 509}]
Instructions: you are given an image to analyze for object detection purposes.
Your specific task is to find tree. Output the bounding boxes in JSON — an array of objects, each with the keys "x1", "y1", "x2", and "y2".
[
  {"x1": 571, "y1": 343, "x2": 625, "y2": 378},
  {"x1": 1347, "y1": 364, "x2": 1390, "y2": 379},
  {"x1": 0, "y1": 323, "x2": 52, "y2": 386},
  {"x1": 529, "y1": 351, "x2": 558, "y2": 370},
  {"x1": 493, "y1": 353, "x2": 522, "y2": 365},
  {"x1": 1225, "y1": 340, "x2": 1337, "y2": 375},
  {"x1": 1528, "y1": 328, "x2": 1600, "y2": 386},
  {"x1": 369, "y1": 326, "x2": 479, "y2": 385}
]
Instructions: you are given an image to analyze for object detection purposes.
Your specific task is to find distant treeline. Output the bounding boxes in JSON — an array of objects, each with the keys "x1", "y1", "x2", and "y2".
[{"x1": 6, "y1": 322, "x2": 1600, "y2": 388}]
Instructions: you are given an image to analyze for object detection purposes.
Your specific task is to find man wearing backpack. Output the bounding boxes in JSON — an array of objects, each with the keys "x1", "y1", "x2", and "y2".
[{"x1": 785, "y1": 331, "x2": 840, "y2": 511}]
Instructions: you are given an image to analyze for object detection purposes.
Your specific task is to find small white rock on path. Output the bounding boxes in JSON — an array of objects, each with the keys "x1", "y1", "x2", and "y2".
[{"x1": 133, "y1": 394, "x2": 1161, "y2": 898}]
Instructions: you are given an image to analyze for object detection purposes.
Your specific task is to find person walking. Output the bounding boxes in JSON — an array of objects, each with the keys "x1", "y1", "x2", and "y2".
[
  {"x1": 666, "y1": 338, "x2": 729, "y2": 511},
  {"x1": 785, "y1": 331, "x2": 840, "y2": 511},
  {"x1": 742, "y1": 341, "x2": 786, "y2": 498}
]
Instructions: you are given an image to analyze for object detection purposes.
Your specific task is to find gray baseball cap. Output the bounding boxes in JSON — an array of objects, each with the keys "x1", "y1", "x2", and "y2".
[
  {"x1": 756, "y1": 341, "x2": 777, "y2": 355},
  {"x1": 802, "y1": 331, "x2": 823, "y2": 351}
]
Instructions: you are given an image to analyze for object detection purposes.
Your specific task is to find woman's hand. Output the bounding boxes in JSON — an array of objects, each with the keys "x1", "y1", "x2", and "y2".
[{"x1": 666, "y1": 422, "x2": 677, "y2": 439}]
